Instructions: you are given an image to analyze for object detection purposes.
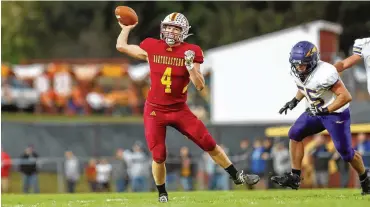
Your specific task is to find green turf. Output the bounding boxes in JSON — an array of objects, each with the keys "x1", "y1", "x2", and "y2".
[
  {"x1": 2, "y1": 190, "x2": 369, "y2": 207},
  {"x1": 1, "y1": 112, "x2": 143, "y2": 123}
]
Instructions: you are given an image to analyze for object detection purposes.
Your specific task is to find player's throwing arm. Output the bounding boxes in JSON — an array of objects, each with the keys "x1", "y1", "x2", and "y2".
[
  {"x1": 115, "y1": 6, "x2": 148, "y2": 61},
  {"x1": 116, "y1": 22, "x2": 148, "y2": 61}
]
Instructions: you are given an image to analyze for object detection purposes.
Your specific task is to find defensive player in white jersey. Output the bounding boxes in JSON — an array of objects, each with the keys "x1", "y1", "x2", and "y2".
[
  {"x1": 271, "y1": 41, "x2": 370, "y2": 195},
  {"x1": 334, "y1": 37, "x2": 370, "y2": 94}
]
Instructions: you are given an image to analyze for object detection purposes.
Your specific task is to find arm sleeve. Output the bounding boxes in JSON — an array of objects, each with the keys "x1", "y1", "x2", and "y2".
[
  {"x1": 139, "y1": 38, "x2": 154, "y2": 52},
  {"x1": 352, "y1": 38, "x2": 365, "y2": 57},
  {"x1": 320, "y1": 65, "x2": 339, "y2": 90},
  {"x1": 193, "y1": 45, "x2": 204, "y2": 64}
]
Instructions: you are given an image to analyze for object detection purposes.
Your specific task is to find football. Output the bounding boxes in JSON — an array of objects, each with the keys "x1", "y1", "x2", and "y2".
[{"x1": 115, "y1": 6, "x2": 138, "y2": 26}]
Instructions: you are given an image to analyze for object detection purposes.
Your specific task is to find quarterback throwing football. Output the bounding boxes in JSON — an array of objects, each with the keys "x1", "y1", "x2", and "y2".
[{"x1": 116, "y1": 12, "x2": 260, "y2": 202}]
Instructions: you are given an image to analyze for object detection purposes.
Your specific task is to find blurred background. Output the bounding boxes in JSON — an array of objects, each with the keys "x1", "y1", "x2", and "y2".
[{"x1": 1, "y1": 1, "x2": 370, "y2": 194}]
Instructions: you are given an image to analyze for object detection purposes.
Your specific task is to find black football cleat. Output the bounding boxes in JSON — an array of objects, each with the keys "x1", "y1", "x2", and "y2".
[
  {"x1": 360, "y1": 169, "x2": 370, "y2": 195},
  {"x1": 271, "y1": 172, "x2": 301, "y2": 190},
  {"x1": 232, "y1": 170, "x2": 260, "y2": 185},
  {"x1": 158, "y1": 193, "x2": 168, "y2": 203}
]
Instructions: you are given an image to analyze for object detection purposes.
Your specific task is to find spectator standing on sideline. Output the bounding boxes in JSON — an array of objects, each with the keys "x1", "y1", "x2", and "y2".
[
  {"x1": 180, "y1": 146, "x2": 195, "y2": 191},
  {"x1": 271, "y1": 142, "x2": 290, "y2": 178},
  {"x1": 124, "y1": 142, "x2": 150, "y2": 192},
  {"x1": 196, "y1": 153, "x2": 207, "y2": 190},
  {"x1": 19, "y1": 146, "x2": 40, "y2": 193},
  {"x1": 96, "y1": 158, "x2": 112, "y2": 192},
  {"x1": 112, "y1": 149, "x2": 128, "y2": 192},
  {"x1": 251, "y1": 140, "x2": 265, "y2": 189},
  {"x1": 232, "y1": 139, "x2": 253, "y2": 190},
  {"x1": 236, "y1": 140, "x2": 253, "y2": 174},
  {"x1": 310, "y1": 135, "x2": 333, "y2": 188},
  {"x1": 1, "y1": 149, "x2": 12, "y2": 193},
  {"x1": 262, "y1": 139, "x2": 275, "y2": 189},
  {"x1": 64, "y1": 151, "x2": 80, "y2": 193},
  {"x1": 85, "y1": 159, "x2": 97, "y2": 192}
]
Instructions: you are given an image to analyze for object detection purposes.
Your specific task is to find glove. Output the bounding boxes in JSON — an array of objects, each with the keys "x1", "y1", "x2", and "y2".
[
  {"x1": 184, "y1": 50, "x2": 195, "y2": 71},
  {"x1": 279, "y1": 97, "x2": 300, "y2": 115},
  {"x1": 306, "y1": 105, "x2": 329, "y2": 116}
]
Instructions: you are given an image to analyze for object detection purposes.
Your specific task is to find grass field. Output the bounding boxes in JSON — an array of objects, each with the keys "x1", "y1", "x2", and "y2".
[{"x1": 2, "y1": 189, "x2": 369, "y2": 207}]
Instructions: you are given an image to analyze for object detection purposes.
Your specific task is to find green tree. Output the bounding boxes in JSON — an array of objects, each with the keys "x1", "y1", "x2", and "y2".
[
  {"x1": 2, "y1": 2, "x2": 369, "y2": 63},
  {"x1": 1, "y1": 1, "x2": 47, "y2": 63}
]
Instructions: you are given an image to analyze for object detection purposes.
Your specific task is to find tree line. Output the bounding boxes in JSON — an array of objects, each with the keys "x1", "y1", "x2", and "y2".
[{"x1": 2, "y1": 1, "x2": 369, "y2": 64}]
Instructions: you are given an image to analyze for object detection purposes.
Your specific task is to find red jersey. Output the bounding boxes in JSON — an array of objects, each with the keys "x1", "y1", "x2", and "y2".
[
  {"x1": 1, "y1": 151, "x2": 11, "y2": 177},
  {"x1": 140, "y1": 38, "x2": 204, "y2": 107}
]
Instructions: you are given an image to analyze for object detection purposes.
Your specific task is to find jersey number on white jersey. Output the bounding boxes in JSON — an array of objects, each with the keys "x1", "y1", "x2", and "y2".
[{"x1": 297, "y1": 85, "x2": 324, "y2": 108}]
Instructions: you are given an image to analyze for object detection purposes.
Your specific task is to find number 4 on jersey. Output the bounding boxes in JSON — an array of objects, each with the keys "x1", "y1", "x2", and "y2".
[{"x1": 161, "y1": 67, "x2": 172, "y2": 93}]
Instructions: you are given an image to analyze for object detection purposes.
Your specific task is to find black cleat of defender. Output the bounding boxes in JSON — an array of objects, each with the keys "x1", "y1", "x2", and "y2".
[
  {"x1": 360, "y1": 169, "x2": 370, "y2": 195},
  {"x1": 158, "y1": 193, "x2": 168, "y2": 203},
  {"x1": 271, "y1": 172, "x2": 301, "y2": 190},
  {"x1": 233, "y1": 170, "x2": 260, "y2": 185}
]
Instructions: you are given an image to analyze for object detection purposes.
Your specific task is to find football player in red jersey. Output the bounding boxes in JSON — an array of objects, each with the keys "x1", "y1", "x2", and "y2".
[{"x1": 116, "y1": 12, "x2": 260, "y2": 202}]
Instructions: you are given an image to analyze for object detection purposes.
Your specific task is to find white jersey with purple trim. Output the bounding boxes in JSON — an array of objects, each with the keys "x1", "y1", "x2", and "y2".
[
  {"x1": 352, "y1": 37, "x2": 370, "y2": 94},
  {"x1": 291, "y1": 61, "x2": 349, "y2": 113}
]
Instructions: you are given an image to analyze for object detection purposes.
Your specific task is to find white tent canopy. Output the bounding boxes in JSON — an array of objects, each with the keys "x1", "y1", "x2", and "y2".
[{"x1": 206, "y1": 20, "x2": 343, "y2": 124}]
